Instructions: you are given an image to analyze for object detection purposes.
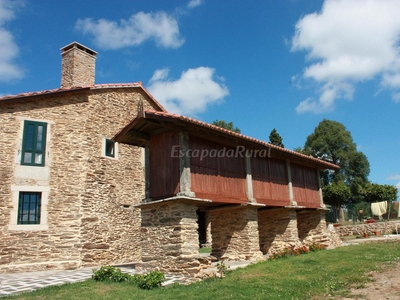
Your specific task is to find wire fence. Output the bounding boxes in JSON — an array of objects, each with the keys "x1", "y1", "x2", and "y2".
[{"x1": 326, "y1": 201, "x2": 400, "y2": 224}]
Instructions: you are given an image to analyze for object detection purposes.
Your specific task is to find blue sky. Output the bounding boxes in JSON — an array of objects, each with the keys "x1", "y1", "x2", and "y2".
[{"x1": 1, "y1": 0, "x2": 399, "y2": 197}]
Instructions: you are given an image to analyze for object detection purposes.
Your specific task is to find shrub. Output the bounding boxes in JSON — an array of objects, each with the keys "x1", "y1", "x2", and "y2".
[
  {"x1": 92, "y1": 266, "x2": 131, "y2": 282},
  {"x1": 269, "y1": 244, "x2": 326, "y2": 260},
  {"x1": 92, "y1": 266, "x2": 165, "y2": 289},
  {"x1": 297, "y1": 245, "x2": 309, "y2": 254},
  {"x1": 309, "y1": 243, "x2": 327, "y2": 252},
  {"x1": 216, "y1": 261, "x2": 229, "y2": 277},
  {"x1": 132, "y1": 271, "x2": 166, "y2": 290}
]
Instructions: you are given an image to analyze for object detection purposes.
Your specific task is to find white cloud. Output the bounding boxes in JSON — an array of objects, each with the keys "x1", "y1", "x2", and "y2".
[
  {"x1": 75, "y1": 11, "x2": 184, "y2": 50},
  {"x1": 291, "y1": 0, "x2": 400, "y2": 113},
  {"x1": 0, "y1": 0, "x2": 23, "y2": 82},
  {"x1": 187, "y1": 0, "x2": 202, "y2": 9},
  {"x1": 393, "y1": 92, "x2": 400, "y2": 103},
  {"x1": 386, "y1": 174, "x2": 400, "y2": 194},
  {"x1": 147, "y1": 67, "x2": 229, "y2": 115},
  {"x1": 387, "y1": 174, "x2": 400, "y2": 181}
]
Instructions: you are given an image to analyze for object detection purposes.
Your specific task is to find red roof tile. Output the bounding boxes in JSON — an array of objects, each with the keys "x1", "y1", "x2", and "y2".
[
  {"x1": 142, "y1": 110, "x2": 339, "y2": 170},
  {"x1": 0, "y1": 82, "x2": 166, "y2": 111}
]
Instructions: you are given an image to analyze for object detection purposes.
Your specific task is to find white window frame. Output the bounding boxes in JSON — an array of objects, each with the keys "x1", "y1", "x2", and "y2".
[
  {"x1": 101, "y1": 137, "x2": 119, "y2": 160},
  {"x1": 15, "y1": 117, "x2": 53, "y2": 181},
  {"x1": 9, "y1": 186, "x2": 50, "y2": 231}
]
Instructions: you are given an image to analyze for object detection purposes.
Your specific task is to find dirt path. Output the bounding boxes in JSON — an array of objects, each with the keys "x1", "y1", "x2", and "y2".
[{"x1": 342, "y1": 262, "x2": 400, "y2": 299}]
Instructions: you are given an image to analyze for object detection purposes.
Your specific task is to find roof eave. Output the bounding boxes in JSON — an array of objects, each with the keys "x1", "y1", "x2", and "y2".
[{"x1": 114, "y1": 111, "x2": 340, "y2": 171}]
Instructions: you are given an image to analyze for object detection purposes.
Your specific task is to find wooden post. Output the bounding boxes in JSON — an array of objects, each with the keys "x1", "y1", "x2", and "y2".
[{"x1": 144, "y1": 142, "x2": 151, "y2": 201}]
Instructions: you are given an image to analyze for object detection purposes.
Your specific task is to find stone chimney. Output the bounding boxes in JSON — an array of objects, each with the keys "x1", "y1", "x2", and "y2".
[{"x1": 60, "y1": 42, "x2": 97, "y2": 88}]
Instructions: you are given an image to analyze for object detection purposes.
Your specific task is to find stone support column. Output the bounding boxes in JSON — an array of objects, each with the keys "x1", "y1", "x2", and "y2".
[
  {"x1": 177, "y1": 131, "x2": 195, "y2": 197},
  {"x1": 140, "y1": 200, "x2": 210, "y2": 276},
  {"x1": 205, "y1": 211, "x2": 212, "y2": 246},
  {"x1": 245, "y1": 156, "x2": 256, "y2": 203},
  {"x1": 317, "y1": 172, "x2": 325, "y2": 208},
  {"x1": 210, "y1": 206, "x2": 263, "y2": 261},
  {"x1": 258, "y1": 208, "x2": 300, "y2": 255},
  {"x1": 286, "y1": 159, "x2": 296, "y2": 206},
  {"x1": 296, "y1": 209, "x2": 340, "y2": 248}
]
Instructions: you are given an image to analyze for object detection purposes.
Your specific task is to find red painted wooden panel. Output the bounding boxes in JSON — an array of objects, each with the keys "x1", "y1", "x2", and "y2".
[
  {"x1": 189, "y1": 135, "x2": 247, "y2": 203},
  {"x1": 252, "y1": 156, "x2": 289, "y2": 206},
  {"x1": 291, "y1": 163, "x2": 320, "y2": 207},
  {"x1": 149, "y1": 132, "x2": 180, "y2": 199},
  {"x1": 269, "y1": 158, "x2": 287, "y2": 181},
  {"x1": 191, "y1": 165, "x2": 219, "y2": 195}
]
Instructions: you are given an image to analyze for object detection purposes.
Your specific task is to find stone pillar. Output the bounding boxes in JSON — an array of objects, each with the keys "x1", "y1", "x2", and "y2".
[
  {"x1": 177, "y1": 132, "x2": 195, "y2": 197},
  {"x1": 205, "y1": 211, "x2": 212, "y2": 246},
  {"x1": 245, "y1": 156, "x2": 256, "y2": 203},
  {"x1": 296, "y1": 209, "x2": 340, "y2": 248},
  {"x1": 140, "y1": 200, "x2": 210, "y2": 277},
  {"x1": 286, "y1": 160, "x2": 296, "y2": 206},
  {"x1": 258, "y1": 209, "x2": 300, "y2": 255},
  {"x1": 317, "y1": 172, "x2": 325, "y2": 208},
  {"x1": 210, "y1": 206, "x2": 263, "y2": 261}
]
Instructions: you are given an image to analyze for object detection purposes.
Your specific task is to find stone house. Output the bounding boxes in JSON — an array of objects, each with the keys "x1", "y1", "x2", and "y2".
[
  {"x1": 1, "y1": 42, "x2": 340, "y2": 276},
  {"x1": 0, "y1": 42, "x2": 165, "y2": 273}
]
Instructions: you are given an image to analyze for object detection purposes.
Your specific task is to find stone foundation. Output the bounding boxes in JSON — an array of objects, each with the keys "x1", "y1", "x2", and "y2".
[
  {"x1": 210, "y1": 206, "x2": 263, "y2": 261},
  {"x1": 258, "y1": 209, "x2": 301, "y2": 255},
  {"x1": 139, "y1": 200, "x2": 211, "y2": 277}
]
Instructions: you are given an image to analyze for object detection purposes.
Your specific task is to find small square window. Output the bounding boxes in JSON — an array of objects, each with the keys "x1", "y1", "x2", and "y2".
[
  {"x1": 18, "y1": 192, "x2": 41, "y2": 224},
  {"x1": 105, "y1": 139, "x2": 115, "y2": 158}
]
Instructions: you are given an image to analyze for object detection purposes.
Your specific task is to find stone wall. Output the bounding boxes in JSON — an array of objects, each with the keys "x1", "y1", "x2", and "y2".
[
  {"x1": 0, "y1": 93, "x2": 88, "y2": 273},
  {"x1": 79, "y1": 89, "x2": 159, "y2": 266},
  {"x1": 258, "y1": 209, "x2": 300, "y2": 255},
  {"x1": 333, "y1": 220, "x2": 399, "y2": 236},
  {"x1": 210, "y1": 206, "x2": 263, "y2": 261},
  {"x1": 0, "y1": 87, "x2": 162, "y2": 273},
  {"x1": 140, "y1": 201, "x2": 211, "y2": 277}
]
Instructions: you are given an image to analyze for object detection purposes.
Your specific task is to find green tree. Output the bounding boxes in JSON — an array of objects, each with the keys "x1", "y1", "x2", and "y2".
[
  {"x1": 363, "y1": 183, "x2": 398, "y2": 203},
  {"x1": 300, "y1": 119, "x2": 370, "y2": 188},
  {"x1": 298, "y1": 120, "x2": 370, "y2": 216},
  {"x1": 323, "y1": 181, "x2": 351, "y2": 222},
  {"x1": 212, "y1": 120, "x2": 241, "y2": 133},
  {"x1": 269, "y1": 128, "x2": 284, "y2": 148}
]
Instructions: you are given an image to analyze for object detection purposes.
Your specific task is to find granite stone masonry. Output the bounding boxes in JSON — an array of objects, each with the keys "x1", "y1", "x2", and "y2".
[
  {"x1": 210, "y1": 206, "x2": 264, "y2": 261},
  {"x1": 333, "y1": 220, "x2": 399, "y2": 236},
  {"x1": 297, "y1": 209, "x2": 332, "y2": 246},
  {"x1": 258, "y1": 209, "x2": 301, "y2": 255},
  {"x1": 139, "y1": 201, "x2": 211, "y2": 277},
  {"x1": 0, "y1": 42, "x2": 164, "y2": 273}
]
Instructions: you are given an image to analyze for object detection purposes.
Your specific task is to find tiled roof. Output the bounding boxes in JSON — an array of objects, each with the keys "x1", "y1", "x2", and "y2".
[
  {"x1": 0, "y1": 82, "x2": 166, "y2": 112},
  {"x1": 0, "y1": 86, "x2": 90, "y2": 101},
  {"x1": 143, "y1": 110, "x2": 339, "y2": 170}
]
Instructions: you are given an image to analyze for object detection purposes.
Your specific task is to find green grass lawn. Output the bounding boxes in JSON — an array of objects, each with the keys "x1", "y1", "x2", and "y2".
[
  {"x1": 198, "y1": 247, "x2": 212, "y2": 254},
  {"x1": 5, "y1": 241, "x2": 400, "y2": 300}
]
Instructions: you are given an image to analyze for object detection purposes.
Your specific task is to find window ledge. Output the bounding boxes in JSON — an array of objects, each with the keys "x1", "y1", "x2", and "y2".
[{"x1": 8, "y1": 224, "x2": 49, "y2": 231}]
